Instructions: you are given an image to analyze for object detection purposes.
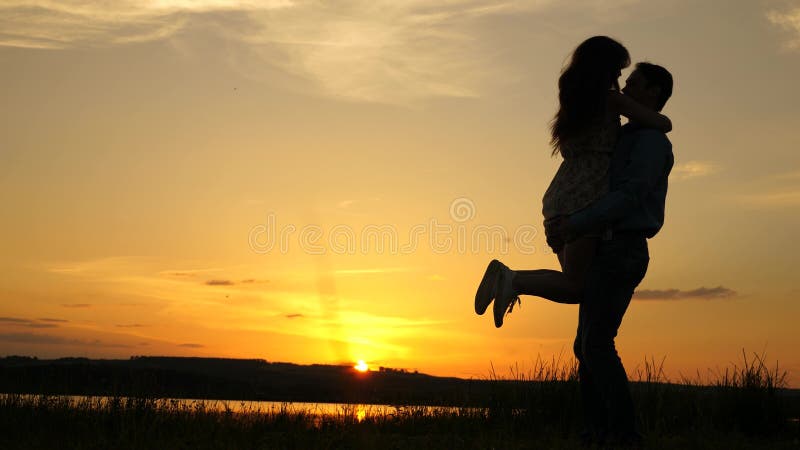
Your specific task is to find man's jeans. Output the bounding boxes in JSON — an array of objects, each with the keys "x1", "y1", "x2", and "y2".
[{"x1": 573, "y1": 235, "x2": 649, "y2": 437}]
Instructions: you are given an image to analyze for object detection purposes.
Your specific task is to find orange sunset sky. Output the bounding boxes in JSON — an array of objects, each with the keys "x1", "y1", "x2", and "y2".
[{"x1": 2, "y1": 0, "x2": 800, "y2": 387}]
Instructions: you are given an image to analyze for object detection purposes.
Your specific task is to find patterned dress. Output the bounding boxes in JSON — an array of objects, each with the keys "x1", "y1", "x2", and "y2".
[{"x1": 542, "y1": 112, "x2": 620, "y2": 220}]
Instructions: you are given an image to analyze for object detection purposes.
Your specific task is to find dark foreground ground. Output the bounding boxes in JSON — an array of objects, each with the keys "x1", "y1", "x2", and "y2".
[
  {"x1": 1, "y1": 355, "x2": 798, "y2": 449},
  {"x1": 0, "y1": 394, "x2": 797, "y2": 450}
]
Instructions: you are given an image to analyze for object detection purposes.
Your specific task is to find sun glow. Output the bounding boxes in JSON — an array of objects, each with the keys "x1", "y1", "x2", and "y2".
[{"x1": 354, "y1": 360, "x2": 368, "y2": 372}]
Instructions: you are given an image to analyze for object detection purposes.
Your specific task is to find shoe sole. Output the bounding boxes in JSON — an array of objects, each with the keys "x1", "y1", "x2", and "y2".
[
  {"x1": 493, "y1": 267, "x2": 509, "y2": 328},
  {"x1": 474, "y1": 259, "x2": 502, "y2": 315}
]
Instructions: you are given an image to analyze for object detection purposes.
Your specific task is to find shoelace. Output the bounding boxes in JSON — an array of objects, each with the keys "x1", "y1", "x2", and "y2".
[{"x1": 503, "y1": 270, "x2": 521, "y2": 316}]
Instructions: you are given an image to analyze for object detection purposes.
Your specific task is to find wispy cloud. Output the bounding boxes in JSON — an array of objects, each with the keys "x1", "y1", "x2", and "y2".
[
  {"x1": 0, "y1": 0, "x2": 291, "y2": 49},
  {"x1": 768, "y1": 7, "x2": 800, "y2": 50},
  {"x1": 178, "y1": 343, "x2": 205, "y2": 348},
  {"x1": 0, "y1": 0, "x2": 529, "y2": 103},
  {"x1": 738, "y1": 190, "x2": 800, "y2": 207},
  {"x1": 671, "y1": 161, "x2": 720, "y2": 180},
  {"x1": 46, "y1": 256, "x2": 148, "y2": 275},
  {"x1": 158, "y1": 268, "x2": 269, "y2": 286},
  {"x1": 634, "y1": 286, "x2": 736, "y2": 301},
  {"x1": 285, "y1": 313, "x2": 304, "y2": 319},
  {"x1": 205, "y1": 279, "x2": 235, "y2": 286},
  {"x1": 158, "y1": 267, "x2": 229, "y2": 278},
  {"x1": 222, "y1": 0, "x2": 557, "y2": 104},
  {"x1": 0, "y1": 0, "x2": 638, "y2": 104},
  {"x1": 22, "y1": 323, "x2": 58, "y2": 329},
  {"x1": 333, "y1": 267, "x2": 413, "y2": 275},
  {"x1": 0, "y1": 317, "x2": 59, "y2": 328},
  {"x1": 0, "y1": 332, "x2": 134, "y2": 347},
  {"x1": 0, "y1": 317, "x2": 30, "y2": 324},
  {"x1": 160, "y1": 271, "x2": 198, "y2": 277},
  {"x1": 733, "y1": 169, "x2": 800, "y2": 207},
  {"x1": 42, "y1": 257, "x2": 310, "y2": 319}
]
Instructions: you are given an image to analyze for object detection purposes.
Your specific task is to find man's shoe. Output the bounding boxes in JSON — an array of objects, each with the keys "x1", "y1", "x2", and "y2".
[
  {"x1": 493, "y1": 264, "x2": 520, "y2": 328},
  {"x1": 475, "y1": 259, "x2": 502, "y2": 315}
]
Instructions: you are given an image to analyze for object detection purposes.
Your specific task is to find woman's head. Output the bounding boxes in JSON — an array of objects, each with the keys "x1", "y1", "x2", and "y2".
[{"x1": 550, "y1": 36, "x2": 630, "y2": 154}]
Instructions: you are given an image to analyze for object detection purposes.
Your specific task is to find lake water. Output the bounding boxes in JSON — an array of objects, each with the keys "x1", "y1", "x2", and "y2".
[
  {"x1": 3, "y1": 394, "x2": 473, "y2": 422},
  {"x1": 5, "y1": 394, "x2": 799, "y2": 426}
]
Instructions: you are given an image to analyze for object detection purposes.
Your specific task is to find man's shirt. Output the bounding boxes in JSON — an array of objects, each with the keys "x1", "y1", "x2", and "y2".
[{"x1": 568, "y1": 123, "x2": 674, "y2": 238}]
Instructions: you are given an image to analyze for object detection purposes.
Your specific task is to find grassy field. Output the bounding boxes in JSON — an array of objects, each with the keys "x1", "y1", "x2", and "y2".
[{"x1": 1, "y1": 352, "x2": 798, "y2": 449}]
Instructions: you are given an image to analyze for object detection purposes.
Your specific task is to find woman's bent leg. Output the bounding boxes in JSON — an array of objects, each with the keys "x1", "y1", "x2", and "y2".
[
  {"x1": 562, "y1": 237, "x2": 598, "y2": 287},
  {"x1": 512, "y1": 237, "x2": 598, "y2": 304}
]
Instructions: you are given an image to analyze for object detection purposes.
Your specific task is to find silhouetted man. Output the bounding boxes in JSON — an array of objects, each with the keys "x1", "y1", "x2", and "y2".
[{"x1": 551, "y1": 62, "x2": 674, "y2": 446}]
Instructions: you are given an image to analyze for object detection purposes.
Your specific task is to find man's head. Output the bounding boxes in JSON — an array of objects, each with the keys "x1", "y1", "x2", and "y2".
[{"x1": 622, "y1": 62, "x2": 673, "y2": 111}]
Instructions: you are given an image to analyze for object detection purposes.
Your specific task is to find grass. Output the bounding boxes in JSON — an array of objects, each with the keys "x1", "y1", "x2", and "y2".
[{"x1": 1, "y1": 351, "x2": 798, "y2": 450}]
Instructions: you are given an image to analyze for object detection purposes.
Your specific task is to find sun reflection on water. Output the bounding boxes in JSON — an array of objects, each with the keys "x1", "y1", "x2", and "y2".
[{"x1": 356, "y1": 405, "x2": 366, "y2": 422}]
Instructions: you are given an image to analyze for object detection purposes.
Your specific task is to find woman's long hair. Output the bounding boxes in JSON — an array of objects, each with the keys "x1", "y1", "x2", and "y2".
[{"x1": 550, "y1": 36, "x2": 630, "y2": 155}]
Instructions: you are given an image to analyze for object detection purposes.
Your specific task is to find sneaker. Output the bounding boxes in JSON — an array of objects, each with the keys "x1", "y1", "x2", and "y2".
[
  {"x1": 493, "y1": 264, "x2": 520, "y2": 328},
  {"x1": 474, "y1": 259, "x2": 502, "y2": 315}
]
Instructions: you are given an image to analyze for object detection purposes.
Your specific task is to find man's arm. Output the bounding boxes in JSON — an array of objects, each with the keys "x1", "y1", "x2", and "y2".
[
  {"x1": 608, "y1": 91, "x2": 672, "y2": 133},
  {"x1": 566, "y1": 130, "x2": 671, "y2": 235}
]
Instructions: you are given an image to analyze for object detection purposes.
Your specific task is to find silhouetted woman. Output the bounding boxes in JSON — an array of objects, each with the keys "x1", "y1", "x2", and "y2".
[{"x1": 475, "y1": 36, "x2": 671, "y2": 327}]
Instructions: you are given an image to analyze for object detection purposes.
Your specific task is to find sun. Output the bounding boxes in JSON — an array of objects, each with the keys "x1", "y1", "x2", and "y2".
[{"x1": 354, "y1": 360, "x2": 369, "y2": 372}]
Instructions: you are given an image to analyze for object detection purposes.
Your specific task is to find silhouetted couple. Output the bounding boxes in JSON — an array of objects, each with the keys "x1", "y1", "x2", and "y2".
[{"x1": 475, "y1": 36, "x2": 674, "y2": 447}]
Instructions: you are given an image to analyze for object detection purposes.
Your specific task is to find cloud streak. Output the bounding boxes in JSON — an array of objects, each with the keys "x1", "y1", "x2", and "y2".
[
  {"x1": 0, "y1": 0, "x2": 291, "y2": 49},
  {"x1": 768, "y1": 7, "x2": 800, "y2": 50},
  {"x1": 0, "y1": 332, "x2": 134, "y2": 348},
  {"x1": 0, "y1": 0, "x2": 638, "y2": 104},
  {"x1": 333, "y1": 267, "x2": 413, "y2": 275},
  {"x1": 738, "y1": 190, "x2": 800, "y2": 207},
  {"x1": 0, "y1": 0, "x2": 530, "y2": 104},
  {"x1": 0, "y1": 317, "x2": 61, "y2": 328},
  {"x1": 0, "y1": 317, "x2": 29, "y2": 324},
  {"x1": 158, "y1": 267, "x2": 231, "y2": 278},
  {"x1": 634, "y1": 286, "x2": 736, "y2": 301},
  {"x1": 671, "y1": 161, "x2": 720, "y2": 180},
  {"x1": 178, "y1": 343, "x2": 205, "y2": 348},
  {"x1": 206, "y1": 279, "x2": 235, "y2": 286}
]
